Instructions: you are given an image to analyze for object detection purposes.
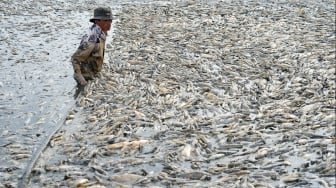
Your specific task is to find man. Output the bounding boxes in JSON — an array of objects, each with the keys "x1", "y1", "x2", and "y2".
[{"x1": 71, "y1": 7, "x2": 113, "y2": 86}]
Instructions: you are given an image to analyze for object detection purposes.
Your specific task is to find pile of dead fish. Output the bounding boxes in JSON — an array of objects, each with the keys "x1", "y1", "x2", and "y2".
[{"x1": 23, "y1": 1, "x2": 335, "y2": 187}]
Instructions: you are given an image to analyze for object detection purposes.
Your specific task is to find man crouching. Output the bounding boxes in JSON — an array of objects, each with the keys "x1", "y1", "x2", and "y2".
[{"x1": 71, "y1": 7, "x2": 113, "y2": 86}]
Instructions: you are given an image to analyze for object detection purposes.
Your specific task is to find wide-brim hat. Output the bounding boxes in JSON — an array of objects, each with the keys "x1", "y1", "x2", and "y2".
[{"x1": 90, "y1": 7, "x2": 113, "y2": 23}]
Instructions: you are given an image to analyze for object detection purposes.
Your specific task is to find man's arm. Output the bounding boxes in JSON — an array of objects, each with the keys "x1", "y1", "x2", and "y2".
[{"x1": 71, "y1": 41, "x2": 95, "y2": 85}]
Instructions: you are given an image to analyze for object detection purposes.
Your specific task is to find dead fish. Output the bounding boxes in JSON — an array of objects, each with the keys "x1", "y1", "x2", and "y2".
[
  {"x1": 179, "y1": 171, "x2": 211, "y2": 181},
  {"x1": 45, "y1": 165, "x2": 80, "y2": 172},
  {"x1": 281, "y1": 174, "x2": 300, "y2": 183},
  {"x1": 21, "y1": 1, "x2": 336, "y2": 187},
  {"x1": 255, "y1": 148, "x2": 269, "y2": 159},
  {"x1": 75, "y1": 179, "x2": 89, "y2": 187},
  {"x1": 133, "y1": 110, "x2": 146, "y2": 119},
  {"x1": 206, "y1": 154, "x2": 225, "y2": 162},
  {"x1": 104, "y1": 140, "x2": 149, "y2": 150},
  {"x1": 95, "y1": 135, "x2": 115, "y2": 142},
  {"x1": 49, "y1": 136, "x2": 65, "y2": 147},
  {"x1": 85, "y1": 185, "x2": 106, "y2": 188},
  {"x1": 12, "y1": 153, "x2": 31, "y2": 160},
  {"x1": 215, "y1": 175, "x2": 232, "y2": 183},
  {"x1": 110, "y1": 173, "x2": 144, "y2": 183},
  {"x1": 207, "y1": 165, "x2": 228, "y2": 174},
  {"x1": 177, "y1": 144, "x2": 192, "y2": 161}
]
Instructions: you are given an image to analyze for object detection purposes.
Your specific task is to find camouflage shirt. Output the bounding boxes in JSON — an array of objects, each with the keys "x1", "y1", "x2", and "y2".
[{"x1": 71, "y1": 24, "x2": 106, "y2": 82}]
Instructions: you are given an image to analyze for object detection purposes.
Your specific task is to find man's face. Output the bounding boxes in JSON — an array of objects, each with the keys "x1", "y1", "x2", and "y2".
[{"x1": 96, "y1": 20, "x2": 112, "y2": 33}]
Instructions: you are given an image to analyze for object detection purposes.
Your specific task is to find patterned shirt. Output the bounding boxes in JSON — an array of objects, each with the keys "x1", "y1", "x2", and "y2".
[{"x1": 71, "y1": 24, "x2": 106, "y2": 81}]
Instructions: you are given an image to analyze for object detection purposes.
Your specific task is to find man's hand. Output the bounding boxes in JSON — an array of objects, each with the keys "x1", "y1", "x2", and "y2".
[
  {"x1": 79, "y1": 78, "x2": 88, "y2": 86},
  {"x1": 74, "y1": 73, "x2": 88, "y2": 86}
]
